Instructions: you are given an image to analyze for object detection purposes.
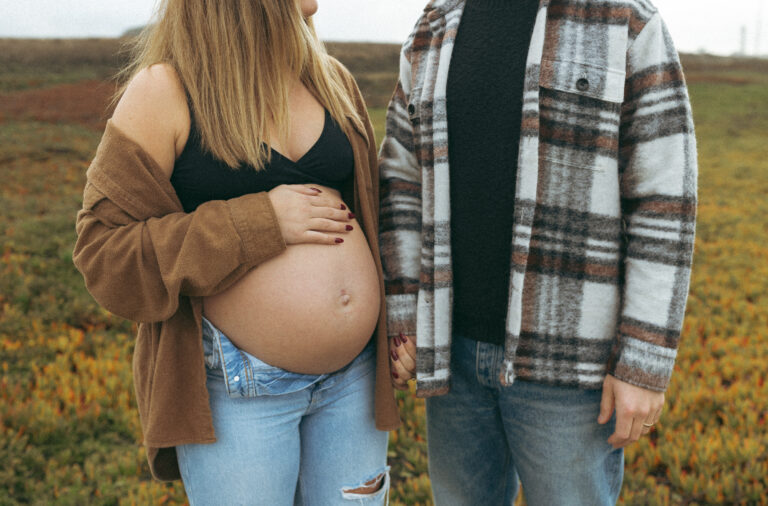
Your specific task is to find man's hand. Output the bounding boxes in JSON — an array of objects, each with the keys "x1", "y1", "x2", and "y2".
[{"x1": 598, "y1": 374, "x2": 664, "y2": 449}]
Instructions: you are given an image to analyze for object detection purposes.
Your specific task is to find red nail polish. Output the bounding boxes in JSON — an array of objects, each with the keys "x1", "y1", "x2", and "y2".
[
  {"x1": 392, "y1": 371, "x2": 399, "y2": 379},
  {"x1": 394, "y1": 335, "x2": 401, "y2": 347},
  {"x1": 310, "y1": 187, "x2": 322, "y2": 193},
  {"x1": 399, "y1": 332, "x2": 408, "y2": 343},
  {"x1": 348, "y1": 212, "x2": 355, "y2": 219},
  {"x1": 346, "y1": 225, "x2": 354, "y2": 231},
  {"x1": 340, "y1": 204, "x2": 347, "y2": 210},
  {"x1": 391, "y1": 350, "x2": 398, "y2": 361},
  {"x1": 335, "y1": 238, "x2": 344, "y2": 244}
]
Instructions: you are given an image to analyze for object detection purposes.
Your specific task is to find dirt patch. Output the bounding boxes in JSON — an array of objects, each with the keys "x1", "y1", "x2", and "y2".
[{"x1": 0, "y1": 80, "x2": 116, "y2": 131}]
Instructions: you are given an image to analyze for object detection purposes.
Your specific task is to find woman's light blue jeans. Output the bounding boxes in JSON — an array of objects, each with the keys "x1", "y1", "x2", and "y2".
[
  {"x1": 426, "y1": 333, "x2": 624, "y2": 506},
  {"x1": 176, "y1": 318, "x2": 390, "y2": 505}
]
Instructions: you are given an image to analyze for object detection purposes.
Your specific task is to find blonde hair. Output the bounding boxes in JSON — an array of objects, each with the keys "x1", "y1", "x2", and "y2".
[{"x1": 117, "y1": 0, "x2": 360, "y2": 170}]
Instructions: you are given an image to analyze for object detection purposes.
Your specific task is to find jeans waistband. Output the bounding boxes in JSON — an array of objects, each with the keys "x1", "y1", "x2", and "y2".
[{"x1": 202, "y1": 317, "x2": 373, "y2": 398}]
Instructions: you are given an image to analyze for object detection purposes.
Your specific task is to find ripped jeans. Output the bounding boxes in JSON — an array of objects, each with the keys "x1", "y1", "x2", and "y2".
[{"x1": 176, "y1": 318, "x2": 390, "y2": 505}]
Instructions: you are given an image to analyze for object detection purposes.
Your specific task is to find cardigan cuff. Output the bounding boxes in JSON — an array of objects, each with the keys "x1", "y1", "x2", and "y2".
[{"x1": 227, "y1": 192, "x2": 286, "y2": 267}]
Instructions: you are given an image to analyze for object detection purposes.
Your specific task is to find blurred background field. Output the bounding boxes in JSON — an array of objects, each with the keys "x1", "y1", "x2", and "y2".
[{"x1": 0, "y1": 38, "x2": 766, "y2": 505}]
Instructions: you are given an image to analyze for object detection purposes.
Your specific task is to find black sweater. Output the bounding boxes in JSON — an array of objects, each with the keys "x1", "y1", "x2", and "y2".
[{"x1": 447, "y1": 0, "x2": 540, "y2": 344}]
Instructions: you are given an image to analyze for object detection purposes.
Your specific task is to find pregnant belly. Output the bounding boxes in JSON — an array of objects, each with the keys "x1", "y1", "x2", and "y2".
[{"x1": 203, "y1": 220, "x2": 381, "y2": 374}]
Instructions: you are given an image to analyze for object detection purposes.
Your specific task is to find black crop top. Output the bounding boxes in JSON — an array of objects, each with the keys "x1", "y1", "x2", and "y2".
[{"x1": 170, "y1": 109, "x2": 355, "y2": 213}]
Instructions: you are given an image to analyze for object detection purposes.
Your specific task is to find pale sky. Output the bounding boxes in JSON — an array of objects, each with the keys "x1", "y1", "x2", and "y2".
[{"x1": 1, "y1": 0, "x2": 766, "y2": 57}]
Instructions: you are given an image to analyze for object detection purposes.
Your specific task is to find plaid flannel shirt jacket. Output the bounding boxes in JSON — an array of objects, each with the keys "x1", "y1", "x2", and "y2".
[{"x1": 379, "y1": 0, "x2": 698, "y2": 396}]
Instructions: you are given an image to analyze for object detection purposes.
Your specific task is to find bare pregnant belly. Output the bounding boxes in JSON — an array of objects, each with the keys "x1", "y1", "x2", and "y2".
[{"x1": 203, "y1": 216, "x2": 381, "y2": 374}]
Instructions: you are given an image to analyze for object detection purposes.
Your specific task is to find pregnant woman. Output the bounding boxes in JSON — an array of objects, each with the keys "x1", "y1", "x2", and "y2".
[{"x1": 72, "y1": 0, "x2": 400, "y2": 503}]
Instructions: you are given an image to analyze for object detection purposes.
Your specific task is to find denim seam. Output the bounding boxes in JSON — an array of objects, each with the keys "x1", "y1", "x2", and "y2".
[
  {"x1": 306, "y1": 383, "x2": 323, "y2": 415},
  {"x1": 492, "y1": 343, "x2": 502, "y2": 390},
  {"x1": 213, "y1": 327, "x2": 232, "y2": 395},
  {"x1": 237, "y1": 349, "x2": 253, "y2": 397}
]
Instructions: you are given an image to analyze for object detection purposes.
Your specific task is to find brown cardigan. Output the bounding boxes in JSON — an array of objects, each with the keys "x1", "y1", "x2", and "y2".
[{"x1": 73, "y1": 63, "x2": 401, "y2": 481}]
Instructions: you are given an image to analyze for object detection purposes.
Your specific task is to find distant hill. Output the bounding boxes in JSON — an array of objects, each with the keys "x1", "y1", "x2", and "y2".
[
  {"x1": 1, "y1": 37, "x2": 766, "y2": 107},
  {"x1": 0, "y1": 38, "x2": 401, "y2": 106},
  {"x1": 121, "y1": 27, "x2": 144, "y2": 38}
]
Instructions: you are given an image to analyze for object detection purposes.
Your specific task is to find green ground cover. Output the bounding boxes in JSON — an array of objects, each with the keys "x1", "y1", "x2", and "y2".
[{"x1": 0, "y1": 55, "x2": 766, "y2": 505}]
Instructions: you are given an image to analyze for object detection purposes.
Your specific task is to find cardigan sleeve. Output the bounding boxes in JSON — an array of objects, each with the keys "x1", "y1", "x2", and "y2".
[
  {"x1": 73, "y1": 129, "x2": 286, "y2": 324},
  {"x1": 378, "y1": 51, "x2": 422, "y2": 339},
  {"x1": 607, "y1": 12, "x2": 698, "y2": 391}
]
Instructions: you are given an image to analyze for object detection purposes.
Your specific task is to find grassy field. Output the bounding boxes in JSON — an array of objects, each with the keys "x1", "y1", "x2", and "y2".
[{"x1": 1, "y1": 39, "x2": 767, "y2": 505}]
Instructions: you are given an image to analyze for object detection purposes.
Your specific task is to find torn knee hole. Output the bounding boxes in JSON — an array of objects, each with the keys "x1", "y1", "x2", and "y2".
[{"x1": 342, "y1": 472, "x2": 386, "y2": 495}]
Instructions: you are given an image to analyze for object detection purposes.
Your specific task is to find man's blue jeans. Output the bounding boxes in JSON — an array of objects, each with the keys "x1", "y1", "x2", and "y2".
[{"x1": 426, "y1": 333, "x2": 624, "y2": 506}]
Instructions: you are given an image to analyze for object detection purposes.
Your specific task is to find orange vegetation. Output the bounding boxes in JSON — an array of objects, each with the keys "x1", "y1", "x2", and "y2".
[{"x1": 0, "y1": 80, "x2": 116, "y2": 131}]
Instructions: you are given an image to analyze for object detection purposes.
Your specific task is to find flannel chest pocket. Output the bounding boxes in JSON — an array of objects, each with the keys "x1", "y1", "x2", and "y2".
[{"x1": 538, "y1": 59, "x2": 625, "y2": 171}]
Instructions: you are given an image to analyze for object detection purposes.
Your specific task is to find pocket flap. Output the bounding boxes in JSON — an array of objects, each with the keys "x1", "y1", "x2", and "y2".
[{"x1": 540, "y1": 59, "x2": 625, "y2": 103}]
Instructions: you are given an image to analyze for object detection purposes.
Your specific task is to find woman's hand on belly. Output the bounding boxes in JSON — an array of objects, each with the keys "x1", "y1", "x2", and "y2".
[{"x1": 268, "y1": 184, "x2": 354, "y2": 245}]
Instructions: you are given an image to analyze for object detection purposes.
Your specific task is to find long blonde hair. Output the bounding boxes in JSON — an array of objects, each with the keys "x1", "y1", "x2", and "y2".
[{"x1": 117, "y1": 0, "x2": 360, "y2": 170}]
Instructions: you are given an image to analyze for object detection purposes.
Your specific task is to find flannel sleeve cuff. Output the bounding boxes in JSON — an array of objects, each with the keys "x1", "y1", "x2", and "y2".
[
  {"x1": 385, "y1": 293, "x2": 417, "y2": 338},
  {"x1": 608, "y1": 334, "x2": 678, "y2": 392}
]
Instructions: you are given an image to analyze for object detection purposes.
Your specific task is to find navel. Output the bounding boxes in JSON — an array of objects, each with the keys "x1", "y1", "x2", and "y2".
[{"x1": 339, "y1": 289, "x2": 351, "y2": 306}]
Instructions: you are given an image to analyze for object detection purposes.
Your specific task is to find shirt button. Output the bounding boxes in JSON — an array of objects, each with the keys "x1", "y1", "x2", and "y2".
[
  {"x1": 576, "y1": 78, "x2": 590, "y2": 92},
  {"x1": 407, "y1": 103, "x2": 416, "y2": 116},
  {"x1": 233, "y1": 375, "x2": 240, "y2": 382}
]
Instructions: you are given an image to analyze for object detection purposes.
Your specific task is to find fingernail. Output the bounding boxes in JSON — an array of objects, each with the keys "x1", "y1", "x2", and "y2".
[
  {"x1": 399, "y1": 332, "x2": 408, "y2": 343},
  {"x1": 346, "y1": 225, "x2": 354, "y2": 231},
  {"x1": 335, "y1": 238, "x2": 344, "y2": 244},
  {"x1": 394, "y1": 335, "x2": 401, "y2": 346},
  {"x1": 391, "y1": 350, "x2": 398, "y2": 361},
  {"x1": 310, "y1": 187, "x2": 322, "y2": 192},
  {"x1": 340, "y1": 204, "x2": 347, "y2": 210},
  {"x1": 392, "y1": 371, "x2": 399, "y2": 379},
  {"x1": 348, "y1": 212, "x2": 355, "y2": 219}
]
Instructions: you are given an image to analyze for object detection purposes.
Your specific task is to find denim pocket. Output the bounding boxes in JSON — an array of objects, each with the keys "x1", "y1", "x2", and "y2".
[{"x1": 201, "y1": 317, "x2": 326, "y2": 398}]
